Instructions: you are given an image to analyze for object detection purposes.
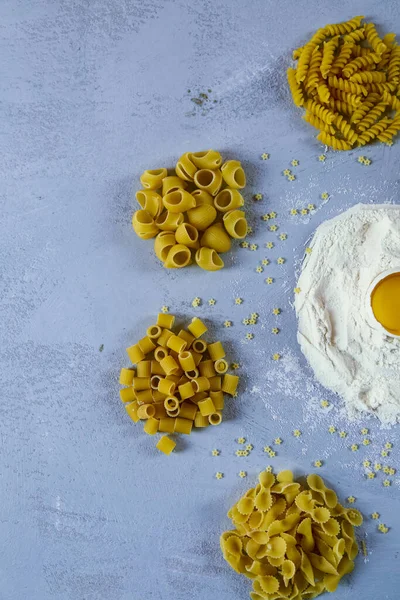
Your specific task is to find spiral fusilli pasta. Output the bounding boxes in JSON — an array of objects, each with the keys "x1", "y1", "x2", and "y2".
[{"x1": 287, "y1": 17, "x2": 400, "y2": 148}]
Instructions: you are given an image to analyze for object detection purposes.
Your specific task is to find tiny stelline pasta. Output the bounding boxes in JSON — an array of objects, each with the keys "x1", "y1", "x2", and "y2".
[
  {"x1": 287, "y1": 16, "x2": 400, "y2": 149},
  {"x1": 220, "y1": 469, "x2": 363, "y2": 600},
  {"x1": 132, "y1": 150, "x2": 249, "y2": 271},
  {"x1": 120, "y1": 313, "x2": 240, "y2": 453}
]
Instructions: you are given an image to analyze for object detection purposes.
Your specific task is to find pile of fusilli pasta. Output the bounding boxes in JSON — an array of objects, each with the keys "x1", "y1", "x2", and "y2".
[
  {"x1": 132, "y1": 150, "x2": 249, "y2": 270},
  {"x1": 287, "y1": 16, "x2": 400, "y2": 149},
  {"x1": 221, "y1": 469, "x2": 363, "y2": 600}
]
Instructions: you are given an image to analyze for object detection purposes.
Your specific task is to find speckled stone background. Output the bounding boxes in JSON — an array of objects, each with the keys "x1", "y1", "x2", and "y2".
[{"x1": 1, "y1": 1, "x2": 400, "y2": 599}]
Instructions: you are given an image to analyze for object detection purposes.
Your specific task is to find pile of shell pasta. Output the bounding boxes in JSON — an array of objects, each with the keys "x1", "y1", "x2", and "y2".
[
  {"x1": 132, "y1": 150, "x2": 249, "y2": 270},
  {"x1": 221, "y1": 469, "x2": 363, "y2": 600},
  {"x1": 120, "y1": 313, "x2": 239, "y2": 453},
  {"x1": 287, "y1": 16, "x2": 400, "y2": 149}
]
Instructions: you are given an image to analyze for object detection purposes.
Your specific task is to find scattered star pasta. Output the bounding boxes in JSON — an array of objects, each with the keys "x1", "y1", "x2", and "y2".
[
  {"x1": 221, "y1": 469, "x2": 363, "y2": 600},
  {"x1": 287, "y1": 17, "x2": 400, "y2": 149},
  {"x1": 119, "y1": 313, "x2": 240, "y2": 452},
  {"x1": 132, "y1": 150, "x2": 250, "y2": 270}
]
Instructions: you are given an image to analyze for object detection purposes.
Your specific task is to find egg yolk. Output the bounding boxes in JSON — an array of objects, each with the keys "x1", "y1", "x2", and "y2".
[{"x1": 371, "y1": 272, "x2": 400, "y2": 336}]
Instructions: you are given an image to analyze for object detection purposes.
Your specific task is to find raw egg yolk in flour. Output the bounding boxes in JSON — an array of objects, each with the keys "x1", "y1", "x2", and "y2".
[{"x1": 371, "y1": 272, "x2": 400, "y2": 336}]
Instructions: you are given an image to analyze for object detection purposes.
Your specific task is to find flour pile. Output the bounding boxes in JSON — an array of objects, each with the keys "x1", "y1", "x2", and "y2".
[{"x1": 295, "y1": 204, "x2": 400, "y2": 425}]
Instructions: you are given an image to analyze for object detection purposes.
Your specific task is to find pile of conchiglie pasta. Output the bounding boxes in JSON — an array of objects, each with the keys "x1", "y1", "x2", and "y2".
[{"x1": 132, "y1": 150, "x2": 249, "y2": 271}]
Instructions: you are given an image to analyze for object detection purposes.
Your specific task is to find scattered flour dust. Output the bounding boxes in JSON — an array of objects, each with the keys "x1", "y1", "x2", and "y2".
[{"x1": 295, "y1": 204, "x2": 400, "y2": 426}]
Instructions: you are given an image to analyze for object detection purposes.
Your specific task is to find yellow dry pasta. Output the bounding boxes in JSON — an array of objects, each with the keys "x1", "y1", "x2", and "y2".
[
  {"x1": 288, "y1": 17, "x2": 400, "y2": 149},
  {"x1": 119, "y1": 313, "x2": 239, "y2": 451},
  {"x1": 135, "y1": 189, "x2": 163, "y2": 217},
  {"x1": 221, "y1": 160, "x2": 246, "y2": 189},
  {"x1": 195, "y1": 247, "x2": 224, "y2": 271},
  {"x1": 139, "y1": 168, "x2": 168, "y2": 190},
  {"x1": 221, "y1": 469, "x2": 363, "y2": 600}
]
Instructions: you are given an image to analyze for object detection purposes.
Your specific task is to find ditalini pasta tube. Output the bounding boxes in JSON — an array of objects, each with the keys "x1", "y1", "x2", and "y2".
[
  {"x1": 187, "y1": 318, "x2": 208, "y2": 338},
  {"x1": 222, "y1": 373, "x2": 239, "y2": 395}
]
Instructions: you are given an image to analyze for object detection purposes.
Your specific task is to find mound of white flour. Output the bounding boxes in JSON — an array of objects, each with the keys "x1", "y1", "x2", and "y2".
[{"x1": 295, "y1": 204, "x2": 400, "y2": 425}]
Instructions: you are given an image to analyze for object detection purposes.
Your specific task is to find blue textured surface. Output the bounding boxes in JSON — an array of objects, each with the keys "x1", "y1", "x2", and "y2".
[{"x1": 1, "y1": 1, "x2": 399, "y2": 599}]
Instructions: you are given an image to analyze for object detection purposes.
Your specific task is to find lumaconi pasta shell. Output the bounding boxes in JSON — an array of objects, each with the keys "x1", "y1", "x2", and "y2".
[
  {"x1": 187, "y1": 204, "x2": 217, "y2": 231},
  {"x1": 195, "y1": 247, "x2": 224, "y2": 271},
  {"x1": 139, "y1": 168, "x2": 168, "y2": 190},
  {"x1": 221, "y1": 160, "x2": 246, "y2": 189},
  {"x1": 155, "y1": 210, "x2": 184, "y2": 231},
  {"x1": 223, "y1": 209, "x2": 248, "y2": 239},
  {"x1": 175, "y1": 223, "x2": 199, "y2": 249},
  {"x1": 164, "y1": 244, "x2": 192, "y2": 268},
  {"x1": 200, "y1": 223, "x2": 232, "y2": 253},
  {"x1": 192, "y1": 189, "x2": 214, "y2": 206},
  {"x1": 175, "y1": 152, "x2": 198, "y2": 181},
  {"x1": 154, "y1": 231, "x2": 176, "y2": 261},
  {"x1": 132, "y1": 210, "x2": 159, "y2": 239},
  {"x1": 163, "y1": 189, "x2": 196, "y2": 213},
  {"x1": 162, "y1": 175, "x2": 187, "y2": 196},
  {"x1": 214, "y1": 188, "x2": 245, "y2": 212},
  {"x1": 193, "y1": 168, "x2": 223, "y2": 196},
  {"x1": 190, "y1": 149, "x2": 223, "y2": 169},
  {"x1": 135, "y1": 189, "x2": 163, "y2": 217}
]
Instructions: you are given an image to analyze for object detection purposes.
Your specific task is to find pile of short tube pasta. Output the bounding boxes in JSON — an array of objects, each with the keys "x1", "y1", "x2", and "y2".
[
  {"x1": 221, "y1": 469, "x2": 363, "y2": 600},
  {"x1": 119, "y1": 313, "x2": 239, "y2": 454},
  {"x1": 287, "y1": 16, "x2": 400, "y2": 150},
  {"x1": 132, "y1": 150, "x2": 249, "y2": 271}
]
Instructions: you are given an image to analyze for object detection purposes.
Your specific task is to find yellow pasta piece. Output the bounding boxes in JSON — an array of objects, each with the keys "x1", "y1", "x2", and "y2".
[
  {"x1": 223, "y1": 209, "x2": 248, "y2": 239},
  {"x1": 126, "y1": 343, "x2": 145, "y2": 364},
  {"x1": 162, "y1": 189, "x2": 196, "y2": 213},
  {"x1": 143, "y1": 417, "x2": 159, "y2": 435},
  {"x1": 161, "y1": 175, "x2": 187, "y2": 196},
  {"x1": 166, "y1": 334, "x2": 187, "y2": 354},
  {"x1": 191, "y1": 149, "x2": 223, "y2": 169},
  {"x1": 174, "y1": 416, "x2": 193, "y2": 435},
  {"x1": 136, "y1": 389, "x2": 154, "y2": 404},
  {"x1": 193, "y1": 168, "x2": 223, "y2": 196},
  {"x1": 157, "y1": 329, "x2": 174, "y2": 348},
  {"x1": 191, "y1": 189, "x2": 214, "y2": 206},
  {"x1": 138, "y1": 336, "x2": 156, "y2": 355},
  {"x1": 158, "y1": 378, "x2": 177, "y2": 396},
  {"x1": 120, "y1": 387, "x2": 136, "y2": 403},
  {"x1": 137, "y1": 403, "x2": 156, "y2": 419},
  {"x1": 175, "y1": 223, "x2": 199, "y2": 249},
  {"x1": 214, "y1": 188, "x2": 244, "y2": 213},
  {"x1": 329, "y1": 42, "x2": 354, "y2": 75},
  {"x1": 192, "y1": 376, "x2": 210, "y2": 393},
  {"x1": 208, "y1": 341, "x2": 226, "y2": 361},
  {"x1": 321, "y1": 36, "x2": 340, "y2": 79},
  {"x1": 119, "y1": 368, "x2": 135, "y2": 386},
  {"x1": 192, "y1": 338, "x2": 207, "y2": 352},
  {"x1": 178, "y1": 381, "x2": 195, "y2": 400},
  {"x1": 178, "y1": 350, "x2": 196, "y2": 371},
  {"x1": 316, "y1": 131, "x2": 352, "y2": 150},
  {"x1": 334, "y1": 115, "x2": 358, "y2": 144},
  {"x1": 135, "y1": 189, "x2": 163, "y2": 217},
  {"x1": 303, "y1": 112, "x2": 335, "y2": 134},
  {"x1": 137, "y1": 361, "x2": 152, "y2": 379},
  {"x1": 153, "y1": 231, "x2": 176, "y2": 262},
  {"x1": 222, "y1": 373, "x2": 239, "y2": 395},
  {"x1": 194, "y1": 412, "x2": 209, "y2": 427},
  {"x1": 200, "y1": 222, "x2": 232, "y2": 254},
  {"x1": 208, "y1": 411, "x2": 222, "y2": 426},
  {"x1": 185, "y1": 368, "x2": 199, "y2": 379},
  {"x1": 155, "y1": 210, "x2": 184, "y2": 232},
  {"x1": 131, "y1": 377, "x2": 151, "y2": 391},
  {"x1": 365, "y1": 22, "x2": 387, "y2": 54},
  {"x1": 179, "y1": 402, "x2": 198, "y2": 421},
  {"x1": 198, "y1": 397, "x2": 216, "y2": 416},
  {"x1": 132, "y1": 209, "x2": 159, "y2": 239},
  {"x1": 287, "y1": 67, "x2": 305, "y2": 106},
  {"x1": 175, "y1": 152, "x2": 197, "y2": 181},
  {"x1": 164, "y1": 396, "x2": 179, "y2": 411},
  {"x1": 221, "y1": 160, "x2": 246, "y2": 189},
  {"x1": 342, "y1": 53, "x2": 380, "y2": 78},
  {"x1": 195, "y1": 247, "x2": 224, "y2": 271},
  {"x1": 140, "y1": 168, "x2": 167, "y2": 190},
  {"x1": 156, "y1": 313, "x2": 175, "y2": 329},
  {"x1": 157, "y1": 417, "x2": 175, "y2": 433},
  {"x1": 214, "y1": 359, "x2": 229, "y2": 374},
  {"x1": 151, "y1": 361, "x2": 165, "y2": 377},
  {"x1": 187, "y1": 317, "x2": 208, "y2": 338},
  {"x1": 187, "y1": 204, "x2": 217, "y2": 231},
  {"x1": 199, "y1": 359, "x2": 216, "y2": 378},
  {"x1": 209, "y1": 375, "x2": 222, "y2": 391},
  {"x1": 125, "y1": 400, "x2": 140, "y2": 423},
  {"x1": 328, "y1": 75, "x2": 368, "y2": 96},
  {"x1": 156, "y1": 435, "x2": 176, "y2": 455},
  {"x1": 164, "y1": 244, "x2": 192, "y2": 269},
  {"x1": 210, "y1": 390, "x2": 224, "y2": 410}
]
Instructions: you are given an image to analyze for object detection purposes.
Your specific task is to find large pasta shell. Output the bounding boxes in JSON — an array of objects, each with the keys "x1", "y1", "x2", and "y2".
[
  {"x1": 139, "y1": 168, "x2": 167, "y2": 190},
  {"x1": 214, "y1": 188, "x2": 245, "y2": 212},
  {"x1": 155, "y1": 210, "x2": 184, "y2": 231},
  {"x1": 164, "y1": 244, "x2": 192, "y2": 269},
  {"x1": 221, "y1": 160, "x2": 246, "y2": 189},
  {"x1": 175, "y1": 152, "x2": 198, "y2": 181},
  {"x1": 154, "y1": 231, "x2": 176, "y2": 261},
  {"x1": 193, "y1": 168, "x2": 223, "y2": 196},
  {"x1": 132, "y1": 209, "x2": 159, "y2": 239},
  {"x1": 135, "y1": 189, "x2": 163, "y2": 217},
  {"x1": 192, "y1": 189, "x2": 214, "y2": 206},
  {"x1": 191, "y1": 149, "x2": 223, "y2": 169},
  {"x1": 200, "y1": 223, "x2": 231, "y2": 253},
  {"x1": 163, "y1": 189, "x2": 196, "y2": 213},
  {"x1": 195, "y1": 247, "x2": 224, "y2": 271},
  {"x1": 187, "y1": 204, "x2": 217, "y2": 230},
  {"x1": 175, "y1": 223, "x2": 199, "y2": 249},
  {"x1": 162, "y1": 176, "x2": 187, "y2": 196},
  {"x1": 223, "y1": 210, "x2": 248, "y2": 239}
]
